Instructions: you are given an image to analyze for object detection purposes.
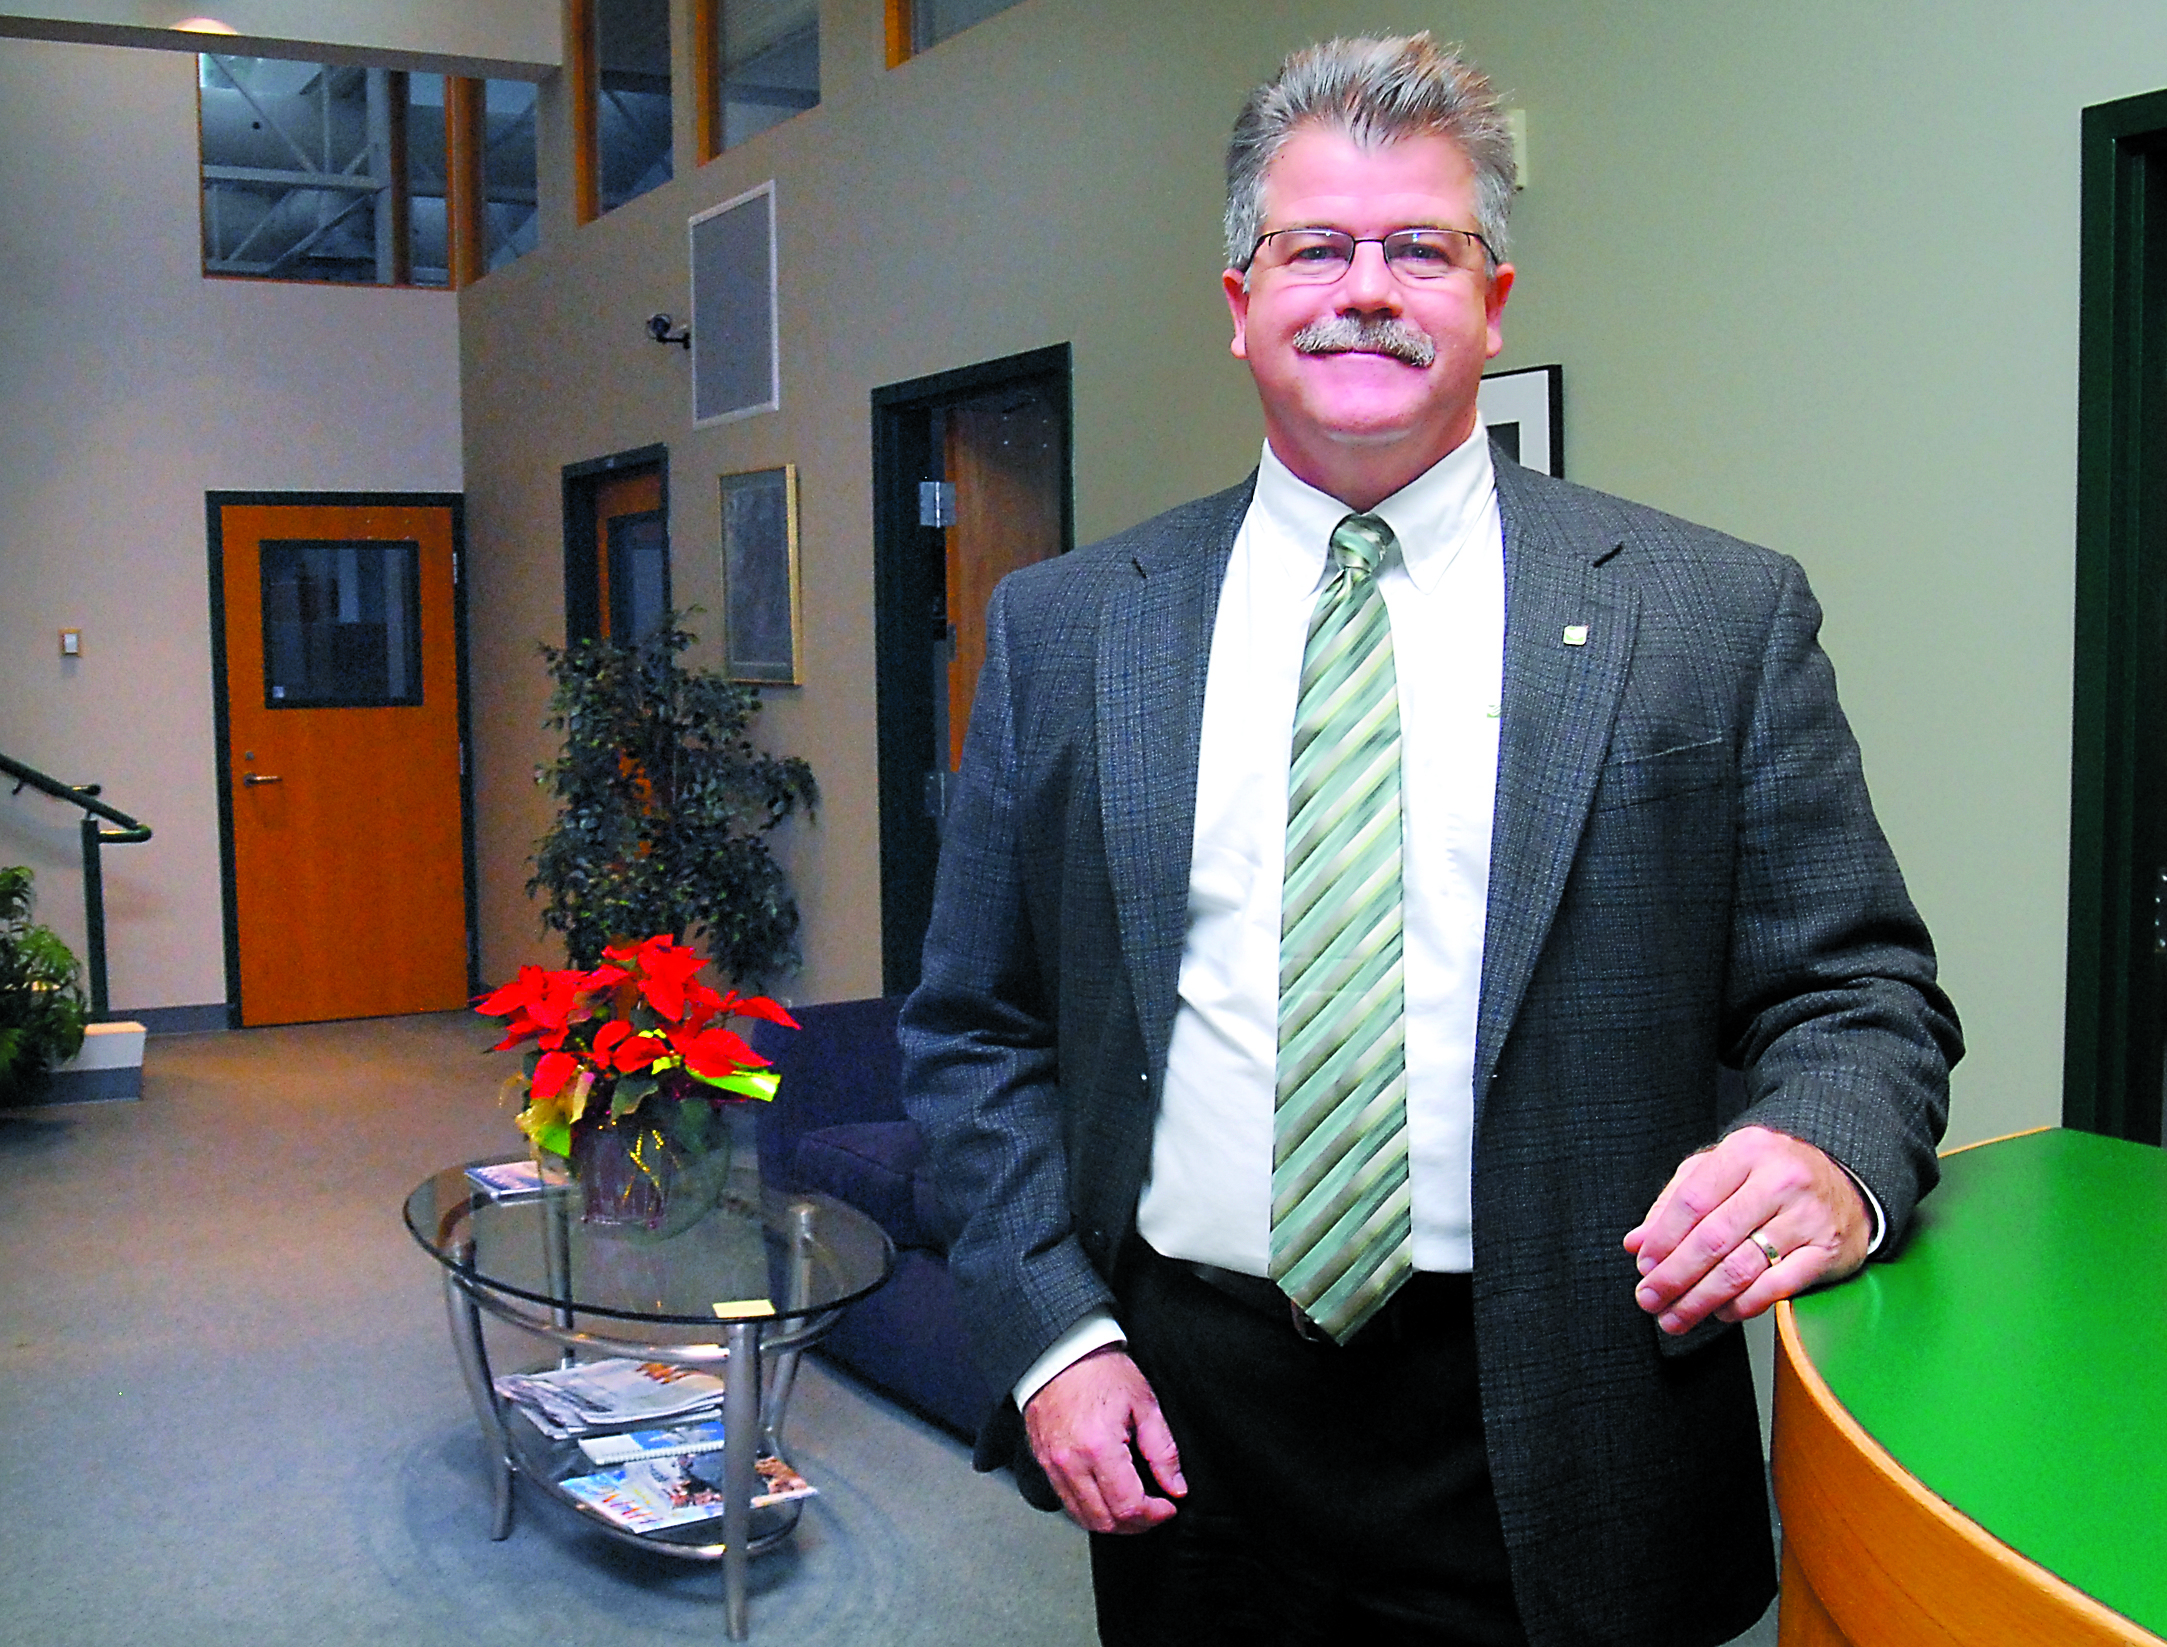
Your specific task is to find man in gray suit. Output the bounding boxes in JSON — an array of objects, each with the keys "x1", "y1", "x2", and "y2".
[{"x1": 900, "y1": 33, "x2": 1959, "y2": 1647}]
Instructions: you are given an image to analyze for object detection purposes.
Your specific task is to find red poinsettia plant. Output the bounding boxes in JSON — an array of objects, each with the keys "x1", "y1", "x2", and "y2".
[{"x1": 476, "y1": 934, "x2": 797, "y2": 1161}]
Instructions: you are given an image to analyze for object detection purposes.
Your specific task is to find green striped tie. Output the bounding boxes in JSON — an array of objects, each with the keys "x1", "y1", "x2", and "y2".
[{"x1": 1270, "y1": 511, "x2": 1410, "y2": 1345}]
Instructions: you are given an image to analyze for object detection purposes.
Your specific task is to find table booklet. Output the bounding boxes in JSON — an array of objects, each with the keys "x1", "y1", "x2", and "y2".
[
  {"x1": 464, "y1": 1159, "x2": 566, "y2": 1200},
  {"x1": 578, "y1": 1418, "x2": 728, "y2": 1466},
  {"x1": 560, "y1": 1453, "x2": 817, "y2": 1534},
  {"x1": 494, "y1": 1357, "x2": 726, "y2": 1439}
]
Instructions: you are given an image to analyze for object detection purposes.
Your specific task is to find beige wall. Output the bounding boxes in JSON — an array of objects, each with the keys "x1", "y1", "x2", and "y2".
[
  {"x1": 0, "y1": 37, "x2": 462, "y2": 1013},
  {"x1": 459, "y1": 0, "x2": 2167, "y2": 1145}
]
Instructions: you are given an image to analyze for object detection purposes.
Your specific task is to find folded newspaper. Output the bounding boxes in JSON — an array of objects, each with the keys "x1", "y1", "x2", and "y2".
[
  {"x1": 494, "y1": 1358, "x2": 726, "y2": 1439},
  {"x1": 560, "y1": 1453, "x2": 816, "y2": 1533}
]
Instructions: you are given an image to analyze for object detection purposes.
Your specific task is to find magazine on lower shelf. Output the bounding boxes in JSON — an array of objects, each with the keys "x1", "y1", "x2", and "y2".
[
  {"x1": 494, "y1": 1358, "x2": 726, "y2": 1439},
  {"x1": 559, "y1": 1453, "x2": 816, "y2": 1533}
]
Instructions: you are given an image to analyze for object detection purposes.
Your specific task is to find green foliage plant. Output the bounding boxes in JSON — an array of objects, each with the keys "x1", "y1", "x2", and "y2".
[
  {"x1": 529, "y1": 615, "x2": 819, "y2": 983},
  {"x1": 0, "y1": 866, "x2": 89, "y2": 1101}
]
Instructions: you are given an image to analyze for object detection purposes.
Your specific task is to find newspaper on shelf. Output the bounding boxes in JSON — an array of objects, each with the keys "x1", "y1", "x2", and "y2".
[{"x1": 493, "y1": 1357, "x2": 725, "y2": 1439}]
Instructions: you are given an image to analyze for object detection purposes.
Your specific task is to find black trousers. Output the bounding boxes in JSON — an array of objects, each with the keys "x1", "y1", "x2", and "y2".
[{"x1": 1090, "y1": 1244, "x2": 1526, "y2": 1647}]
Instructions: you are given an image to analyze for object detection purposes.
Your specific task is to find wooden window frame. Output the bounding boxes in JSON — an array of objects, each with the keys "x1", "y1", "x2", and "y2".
[
  {"x1": 566, "y1": 0, "x2": 601, "y2": 224},
  {"x1": 691, "y1": 0, "x2": 722, "y2": 164},
  {"x1": 445, "y1": 76, "x2": 487, "y2": 287}
]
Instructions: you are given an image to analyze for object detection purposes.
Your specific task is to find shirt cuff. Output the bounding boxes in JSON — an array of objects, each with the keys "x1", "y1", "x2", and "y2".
[
  {"x1": 1836, "y1": 1159, "x2": 1887, "y2": 1254},
  {"x1": 1012, "y1": 1309, "x2": 1127, "y2": 1410}
]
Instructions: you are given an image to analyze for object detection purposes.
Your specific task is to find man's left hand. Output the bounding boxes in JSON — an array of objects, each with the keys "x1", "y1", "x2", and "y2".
[{"x1": 1622, "y1": 1125, "x2": 1870, "y2": 1335}]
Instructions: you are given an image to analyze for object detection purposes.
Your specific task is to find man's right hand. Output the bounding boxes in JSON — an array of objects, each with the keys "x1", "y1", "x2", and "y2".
[{"x1": 1023, "y1": 1344, "x2": 1186, "y2": 1534}]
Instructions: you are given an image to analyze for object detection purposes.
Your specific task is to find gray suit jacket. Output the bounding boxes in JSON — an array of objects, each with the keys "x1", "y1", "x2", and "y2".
[{"x1": 899, "y1": 451, "x2": 1960, "y2": 1647}]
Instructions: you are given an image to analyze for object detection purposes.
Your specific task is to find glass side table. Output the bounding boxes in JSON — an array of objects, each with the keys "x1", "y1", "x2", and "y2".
[{"x1": 404, "y1": 1157, "x2": 894, "y2": 1639}]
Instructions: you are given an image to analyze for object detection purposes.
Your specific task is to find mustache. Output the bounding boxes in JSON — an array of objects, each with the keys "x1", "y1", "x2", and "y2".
[{"x1": 1291, "y1": 315, "x2": 1438, "y2": 368}]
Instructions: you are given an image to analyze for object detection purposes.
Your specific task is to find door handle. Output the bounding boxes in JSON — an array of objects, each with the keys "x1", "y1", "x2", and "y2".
[{"x1": 242, "y1": 773, "x2": 283, "y2": 786}]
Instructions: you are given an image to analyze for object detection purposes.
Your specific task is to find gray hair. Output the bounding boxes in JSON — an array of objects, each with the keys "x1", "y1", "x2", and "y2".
[{"x1": 1224, "y1": 33, "x2": 1515, "y2": 272}]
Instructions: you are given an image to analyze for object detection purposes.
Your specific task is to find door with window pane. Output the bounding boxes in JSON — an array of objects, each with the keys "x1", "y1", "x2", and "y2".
[{"x1": 211, "y1": 496, "x2": 471, "y2": 1026}]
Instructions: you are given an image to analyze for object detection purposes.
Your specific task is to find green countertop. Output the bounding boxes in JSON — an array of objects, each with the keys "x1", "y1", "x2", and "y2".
[{"x1": 1791, "y1": 1127, "x2": 2167, "y2": 1635}]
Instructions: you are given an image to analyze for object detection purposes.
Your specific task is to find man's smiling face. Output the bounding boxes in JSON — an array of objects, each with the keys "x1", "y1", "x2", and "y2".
[{"x1": 1224, "y1": 124, "x2": 1513, "y2": 508}]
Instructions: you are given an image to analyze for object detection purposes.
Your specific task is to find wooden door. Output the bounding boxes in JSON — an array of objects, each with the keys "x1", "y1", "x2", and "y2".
[
  {"x1": 212, "y1": 497, "x2": 470, "y2": 1026},
  {"x1": 594, "y1": 467, "x2": 668, "y2": 642},
  {"x1": 942, "y1": 384, "x2": 1065, "y2": 771},
  {"x1": 870, "y1": 345, "x2": 1071, "y2": 994}
]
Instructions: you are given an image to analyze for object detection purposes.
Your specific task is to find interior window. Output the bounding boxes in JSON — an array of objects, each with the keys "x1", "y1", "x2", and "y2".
[
  {"x1": 200, "y1": 56, "x2": 444, "y2": 285},
  {"x1": 259, "y1": 541, "x2": 424, "y2": 708},
  {"x1": 479, "y1": 79, "x2": 541, "y2": 270},
  {"x1": 901, "y1": 0, "x2": 1026, "y2": 57},
  {"x1": 201, "y1": 55, "x2": 535, "y2": 285},
  {"x1": 714, "y1": 0, "x2": 819, "y2": 151},
  {"x1": 593, "y1": 0, "x2": 674, "y2": 213}
]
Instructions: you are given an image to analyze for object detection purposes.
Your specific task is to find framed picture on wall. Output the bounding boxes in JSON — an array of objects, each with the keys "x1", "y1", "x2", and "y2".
[
  {"x1": 1478, "y1": 363, "x2": 1563, "y2": 477},
  {"x1": 718, "y1": 465, "x2": 802, "y2": 685}
]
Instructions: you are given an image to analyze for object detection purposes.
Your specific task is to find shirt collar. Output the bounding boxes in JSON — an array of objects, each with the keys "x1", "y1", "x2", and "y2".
[{"x1": 1251, "y1": 420, "x2": 1497, "y2": 595}]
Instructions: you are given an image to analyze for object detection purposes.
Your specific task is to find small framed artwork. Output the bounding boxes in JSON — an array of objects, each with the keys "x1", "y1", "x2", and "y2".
[
  {"x1": 1478, "y1": 363, "x2": 1563, "y2": 477},
  {"x1": 718, "y1": 465, "x2": 802, "y2": 685}
]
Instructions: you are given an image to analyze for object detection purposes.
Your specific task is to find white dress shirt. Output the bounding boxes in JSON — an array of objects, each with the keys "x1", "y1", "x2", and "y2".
[{"x1": 1014, "y1": 424, "x2": 1505, "y2": 1405}]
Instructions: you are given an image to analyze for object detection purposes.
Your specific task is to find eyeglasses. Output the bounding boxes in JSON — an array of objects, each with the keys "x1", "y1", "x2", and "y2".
[{"x1": 1245, "y1": 226, "x2": 1495, "y2": 283}]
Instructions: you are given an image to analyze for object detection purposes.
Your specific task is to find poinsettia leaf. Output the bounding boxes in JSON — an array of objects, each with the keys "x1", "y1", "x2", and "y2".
[
  {"x1": 704, "y1": 1068, "x2": 780, "y2": 1102},
  {"x1": 730, "y1": 996, "x2": 800, "y2": 1030},
  {"x1": 565, "y1": 1067, "x2": 596, "y2": 1125},
  {"x1": 593, "y1": 1020, "x2": 632, "y2": 1056},
  {"x1": 675, "y1": 1025, "x2": 764, "y2": 1080},
  {"x1": 635, "y1": 936, "x2": 707, "y2": 1022},
  {"x1": 529, "y1": 1113, "x2": 571, "y2": 1158},
  {"x1": 474, "y1": 969, "x2": 542, "y2": 1016},
  {"x1": 613, "y1": 1032, "x2": 668, "y2": 1073},
  {"x1": 531, "y1": 1050, "x2": 579, "y2": 1102},
  {"x1": 486, "y1": 1019, "x2": 541, "y2": 1051}
]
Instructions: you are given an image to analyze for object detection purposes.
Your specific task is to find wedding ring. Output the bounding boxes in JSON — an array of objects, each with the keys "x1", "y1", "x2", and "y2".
[{"x1": 1748, "y1": 1228, "x2": 1784, "y2": 1268}]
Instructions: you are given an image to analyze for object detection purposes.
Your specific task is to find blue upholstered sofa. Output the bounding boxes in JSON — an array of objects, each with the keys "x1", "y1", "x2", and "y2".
[{"x1": 751, "y1": 996, "x2": 997, "y2": 1438}]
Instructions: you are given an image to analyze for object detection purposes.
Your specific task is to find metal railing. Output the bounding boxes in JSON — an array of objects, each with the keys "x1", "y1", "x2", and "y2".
[{"x1": 0, "y1": 750, "x2": 153, "y2": 1020}]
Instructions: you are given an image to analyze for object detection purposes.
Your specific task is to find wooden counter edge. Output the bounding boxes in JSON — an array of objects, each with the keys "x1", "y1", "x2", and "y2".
[{"x1": 1772, "y1": 1300, "x2": 2161, "y2": 1647}]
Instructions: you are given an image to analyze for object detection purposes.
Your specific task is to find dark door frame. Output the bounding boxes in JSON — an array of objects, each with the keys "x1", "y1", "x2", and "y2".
[
  {"x1": 2066, "y1": 87, "x2": 2167, "y2": 1142},
  {"x1": 561, "y1": 443, "x2": 670, "y2": 643},
  {"x1": 871, "y1": 342, "x2": 1073, "y2": 995},
  {"x1": 205, "y1": 489, "x2": 475, "y2": 1027}
]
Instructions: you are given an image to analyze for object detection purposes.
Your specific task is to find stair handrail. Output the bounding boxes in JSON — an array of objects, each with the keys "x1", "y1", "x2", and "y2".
[{"x1": 1, "y1": 749, "x2": 153, "y2": 1019}]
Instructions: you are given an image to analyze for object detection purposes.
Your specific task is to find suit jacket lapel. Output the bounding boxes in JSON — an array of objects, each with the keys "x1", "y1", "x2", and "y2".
[
  {"x1": 1098, "y1": 478, "x2": 1254, "y2": 1077},
  {"x1": 1475, "y1": 458, "x2": 1640, "y2": 1099}
]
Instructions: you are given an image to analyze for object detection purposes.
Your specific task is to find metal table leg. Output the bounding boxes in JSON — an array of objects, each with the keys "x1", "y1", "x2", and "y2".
[
  {"x1": 762, "y1": 1199, "x2": 818, "y2": 1450},
  {"x1": 442, "y1": 1248, "x2": 516, "y2": 1540},
  {"x1": 722, "y1": 1319, "x2": 759, "y2": 1639}
]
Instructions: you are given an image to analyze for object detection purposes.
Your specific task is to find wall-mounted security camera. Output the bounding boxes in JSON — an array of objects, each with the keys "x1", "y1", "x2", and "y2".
[{"x1": 646, "y1": 312, "x2": 691, "y2": 350}]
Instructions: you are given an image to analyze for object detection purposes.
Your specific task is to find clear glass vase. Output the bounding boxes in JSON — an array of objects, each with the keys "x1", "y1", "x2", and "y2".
[{"x1": 568, "y1": 1104, "x2": 731, "y2": 1237}]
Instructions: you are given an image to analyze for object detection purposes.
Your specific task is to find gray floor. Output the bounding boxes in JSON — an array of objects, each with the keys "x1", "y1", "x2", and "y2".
[
  {"x1": 0, "y1": 1013, "x2": 1091, "y2": 1647},
  {"x1": 0, "y1": 1011, "x2": 1775, "y2": 1646}
]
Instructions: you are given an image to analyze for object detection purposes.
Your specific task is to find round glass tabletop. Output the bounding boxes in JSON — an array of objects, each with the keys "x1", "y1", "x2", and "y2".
[{"x1": 405, "y1": 1158, "x2": 894, "y2": 1328}]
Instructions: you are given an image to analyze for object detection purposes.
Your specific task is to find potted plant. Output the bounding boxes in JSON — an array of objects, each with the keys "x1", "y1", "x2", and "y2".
[
  {"x1": 0, "y1": 866, "x2": 88, "y2": 1103},
  {"x1": 479, "y1": 934, "x2": 797, "y2": 1231},
  {"x1": 529, "y1": 616, "x2": 818, "y2": 982}
]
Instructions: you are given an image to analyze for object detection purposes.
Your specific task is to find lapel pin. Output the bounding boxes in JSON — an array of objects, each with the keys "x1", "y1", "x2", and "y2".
[{"x1": 1563, "y1": 625, "x2": 1589, "y2": 646}]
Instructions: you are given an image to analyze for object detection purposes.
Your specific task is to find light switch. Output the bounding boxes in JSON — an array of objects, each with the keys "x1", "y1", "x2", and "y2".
[
  {"x1": 59, "y1": 629, "x2": 81, "y2": 657},
  {"x1": 1507, "y1": 108, "x2": 1529, "y2": 190}
]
